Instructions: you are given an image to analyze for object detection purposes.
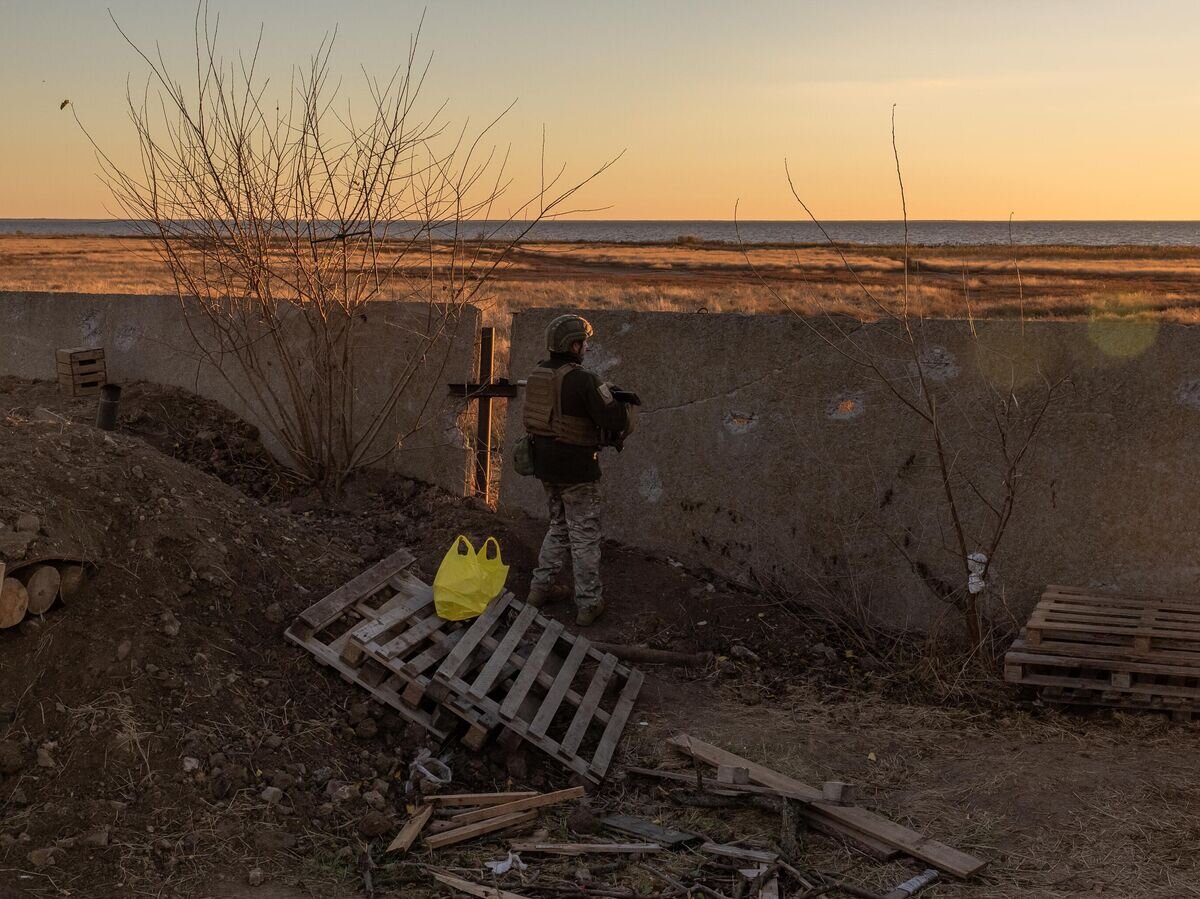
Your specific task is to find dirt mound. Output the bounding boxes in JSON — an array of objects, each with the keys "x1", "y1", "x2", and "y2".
[{"x1": 0, "y1": 398, "x2": 538, "y2": 897}]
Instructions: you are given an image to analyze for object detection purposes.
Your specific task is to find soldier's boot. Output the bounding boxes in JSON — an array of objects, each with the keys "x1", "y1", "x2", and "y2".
[
  {"x1": 526, "y1": 581, "x2": 572, "y2": 609},
  {"x1": 575, "y1": 599, "x2": 606, "y2": 627}
]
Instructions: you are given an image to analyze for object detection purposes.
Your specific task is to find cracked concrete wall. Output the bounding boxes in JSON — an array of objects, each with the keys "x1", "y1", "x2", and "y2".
[
  {"x1": 0, "y1": 292, "x2": 478, "y2": 493},
  {"x1": 500, "y1": 309, "x2": 1200, "y2": 628}
]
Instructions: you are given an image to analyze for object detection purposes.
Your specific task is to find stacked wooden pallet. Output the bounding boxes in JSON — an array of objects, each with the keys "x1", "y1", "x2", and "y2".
[
  {"x1": 287, "y1": 548, "x2": 644, "y2": 781},
  {"x1": 1005, "y1": 584, "x2": 1200, "y2": 720},
  {"x1": 57, "y1": 347, "x2": 106, "y2": 396}
]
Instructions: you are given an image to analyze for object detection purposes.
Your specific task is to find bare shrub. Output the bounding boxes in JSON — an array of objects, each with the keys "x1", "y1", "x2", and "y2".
[
  {"x1": 741, "y1": 109, "x2": 1068, "y2": 655},
  {"x1": 81, "y1": 6, "x2": 616, "y2": 489}
]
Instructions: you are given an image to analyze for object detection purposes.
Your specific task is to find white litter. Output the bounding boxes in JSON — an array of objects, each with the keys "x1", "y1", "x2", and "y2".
[{"x1": 485, "y1": 851, "x2": 527, "y2": 875}]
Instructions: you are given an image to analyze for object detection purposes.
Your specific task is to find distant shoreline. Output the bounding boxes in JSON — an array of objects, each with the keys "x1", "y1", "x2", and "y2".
[{"x1": 5, "y1": 219, "x2": 1200, "y2": 248}]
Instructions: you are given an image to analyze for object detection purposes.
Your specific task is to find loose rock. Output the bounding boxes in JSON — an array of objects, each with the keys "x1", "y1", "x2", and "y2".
[
  {"x1": 260, "y1": 786, "x2": 284, "y2": 805},
  {"x1": 160, "y1": 611, "x2": 181, "y2": 637},
  {"x1": 356, "y1": 810, "x2": 392, "y2": 837}
]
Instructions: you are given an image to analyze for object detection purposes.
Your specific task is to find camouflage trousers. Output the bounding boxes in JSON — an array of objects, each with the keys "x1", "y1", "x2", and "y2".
[{"x1": 531, "y1": 481, "x2": 603, "y2": 612}]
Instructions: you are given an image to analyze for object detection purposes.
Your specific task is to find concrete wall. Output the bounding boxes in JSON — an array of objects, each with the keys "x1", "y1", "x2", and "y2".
[
  {"x1": 500, "y1": 309, "x2": 1200, "y2": 628},
  {"x1": 0, "y1": 292, "x2": 479, "y2": 493}
]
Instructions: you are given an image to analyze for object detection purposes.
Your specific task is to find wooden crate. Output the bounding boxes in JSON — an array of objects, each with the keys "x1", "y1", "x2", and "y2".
[
  {"x1": 1006, "y1": 585, "x2": 1200, "y2": 719},
  {"x1": 431, "y1": 594, "x2": 645, "y2": 783},
  {"x1": 56, "y1": 346, "x2": 106, "y2": 396}
]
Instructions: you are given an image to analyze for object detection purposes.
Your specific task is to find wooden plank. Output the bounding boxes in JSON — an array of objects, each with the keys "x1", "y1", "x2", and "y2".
[
  {"x1": 509, "y1": 841, "x2": 661, "y2": 856},
  {"x1": 701, "y1": 842, "x2": 778, "y2": 864},
  {"x1": 1013, "y1": 636, "x2": 1200, "y2": 667},
  {"x1": 529, "y1": 637, "x2": 591, "y2": 737},
  {"x1": 469, "y1": 604, "x2": 539, "y2": 698},
  {"x1": 499, "y1": 621, "x2": 563, "y2": 720},
  {"x1": 600, "y1": 814, "x2": 702, "y2": 847},
  {"x1": 424, "y1": 810, "x2": 538, "y2": 850},
  {"x1": 386, "y1": 805, "x2": 432, "y2": 854},
  {"x1": 56, "y1": 347, "x2": 104, "y2": 362},
  {"x1": 298, "y1": 548, "x2": 415, "y2": 629},
  {"x1": 589, "y1": 667, "x2": 644, "y2": 776},
  {"x1": 427, "y1": 792, "x2": 539, "y2": 808},
  {"x1": 1006, "y1": 644, "x2": 1200, "y2": 680},
  {"x1": 428, "y1": 870, "x2": 534, "y2": 899},
  {"x1": 350, "y1": 585, "x2": 431, "y2": 645},
  {"x1": 402, "y1": 627, "x2": 463, "y2": 677},
  {"x1": 561, "y1": 654, "x2": 617, "y2": 758},
  {"x1": 1027, "y1": 615, "x2": 1200, "y2": 640},
  {"x1": 668, "y1": 734, "x2": 986, "y2": 878},
  {"x1": 449, "y1": 786, "x2": 585, "y2": 826},
  {"x1": 436, "y1": 591, "x2": 515, "y2": 680},
  {"x1": 378, "y1": 608, "x2": 448, "y2": 660}
]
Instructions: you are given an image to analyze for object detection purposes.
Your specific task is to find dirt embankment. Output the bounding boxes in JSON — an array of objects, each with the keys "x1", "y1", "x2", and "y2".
[{"x1": 3, "y1": 378, "x2": 1200, "y2": 899}]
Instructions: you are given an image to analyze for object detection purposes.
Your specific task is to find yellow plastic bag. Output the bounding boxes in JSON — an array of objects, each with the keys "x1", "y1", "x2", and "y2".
[{"x1": 433, "y1": 535, "x2": 510, "y2": 621}]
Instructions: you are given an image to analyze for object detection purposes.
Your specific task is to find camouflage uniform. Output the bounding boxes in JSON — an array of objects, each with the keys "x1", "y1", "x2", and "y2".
[{"x1": 530, "y1": 482, "x2": 603, "y2": 614}]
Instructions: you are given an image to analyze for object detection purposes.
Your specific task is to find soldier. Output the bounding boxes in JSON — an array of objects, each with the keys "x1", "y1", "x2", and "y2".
[{"x1": 522, "y1": 314, "x2": 631, "y2": 626}]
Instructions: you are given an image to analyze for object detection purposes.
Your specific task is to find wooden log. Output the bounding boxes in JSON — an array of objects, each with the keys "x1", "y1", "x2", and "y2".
[
  {"x1": 0, "y1": 578, "x2": 29, "y2": 628},
  {"x1": 58, "y1": 564, "x2": 85, "y2": 602},
  {"x1": 24, "y1": 566, "x2": 61, "y2": 615}
]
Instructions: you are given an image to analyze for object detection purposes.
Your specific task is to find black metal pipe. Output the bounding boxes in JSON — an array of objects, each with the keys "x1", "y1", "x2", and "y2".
[{"x1": 96, "y1": 383, "x2": 121, "y2": 431}]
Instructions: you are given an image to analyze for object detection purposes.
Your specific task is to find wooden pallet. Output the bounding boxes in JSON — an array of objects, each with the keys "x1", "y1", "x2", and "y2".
[
  {"x1": 431, "y1": 594, "x2": 645, "y2": 783},
  {"x1": 1037, "y1": 685, "x2": 1195, "y2": 722},
  {"x1": 337, "y1": 571, "x2": 496, "y2": 749},
  {"x1": 1006, "y1": 585, "x2": 1200, "y2": 718},
  {"x1": 285, "y1": 549, "x2": 464, "y2": 740},
  {"x1": 1026, "y1": 585, "x2": 1200, "y2": 654},
  {"x1": 56, "y1": 347, "x2": 107, "y2": 396},
  {"x1": 289, "y1": 548, "x2": 646, "y2": 775}
]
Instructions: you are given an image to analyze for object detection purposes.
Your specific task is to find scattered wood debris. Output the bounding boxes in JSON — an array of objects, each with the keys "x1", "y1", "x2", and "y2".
[
  {"x1": 600, "y1": 813, "x2": 702, "y2": 848},
  {"x1": 429, "y1": 869, "x2": 533, "y2": 899},
  {"x1": 508, "y1": 840, "x2": 662, "y2": 855},
  {"x1": 665, "y1": 733, "x2": 988, "y2": 878},
  {"x1": 287, "y1": 549, "x2": 645, "y2": 780},
  {"x1": 1006, "y1": 583, "x2": 1200, "y2": 720},
  {"x1": 385, "y1": 805, "x2": 432, "y2": 854}
]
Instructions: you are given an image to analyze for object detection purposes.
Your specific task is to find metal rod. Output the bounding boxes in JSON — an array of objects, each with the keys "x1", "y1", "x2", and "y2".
[{"x1": 474, "y1": 326, "x2": 495, "y2": 497}]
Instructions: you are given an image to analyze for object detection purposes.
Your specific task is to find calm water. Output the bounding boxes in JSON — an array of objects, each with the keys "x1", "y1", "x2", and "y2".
[{"x1": 5, "y1": 218, "x2": 1200, "y2": 247}]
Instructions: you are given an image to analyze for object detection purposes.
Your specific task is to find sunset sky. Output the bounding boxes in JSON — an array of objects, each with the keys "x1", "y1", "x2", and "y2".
[{"x1": 3, "y1": 1, "x2": 1199, "y2": 221}]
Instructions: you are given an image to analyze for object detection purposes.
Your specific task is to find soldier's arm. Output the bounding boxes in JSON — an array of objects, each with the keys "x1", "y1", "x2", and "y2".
[{"x1": 584, "y1": 375, "x2": 630, "y2": 431}]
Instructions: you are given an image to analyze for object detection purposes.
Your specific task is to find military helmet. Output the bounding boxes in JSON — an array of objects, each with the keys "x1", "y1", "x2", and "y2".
[{"x1": 545, "y1": 314, "x2": 594, "y2": 354}]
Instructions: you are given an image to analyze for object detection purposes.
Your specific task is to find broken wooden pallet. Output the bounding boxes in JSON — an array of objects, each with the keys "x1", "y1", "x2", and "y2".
[
  {"x1": 289, "y1": 549, "x2": 646, "y2": 777},
  {"x1": 430, "y1": 592, "x2": 645, "y2": 783},
  {"x1": 285, "y1": 548, "x2": 478, "y2": 741},
  {"x1": 1006, "y1": 585, "x2": 1200, "y2": 718},
  {"x1": 667, "y1": 734, "x2": 988, "y2": 878}
]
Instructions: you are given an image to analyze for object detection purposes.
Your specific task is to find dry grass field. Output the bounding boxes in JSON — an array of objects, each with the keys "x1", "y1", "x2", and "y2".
[{"x1": 5, "y1": 235, "x2": 1200, "y2": 327}]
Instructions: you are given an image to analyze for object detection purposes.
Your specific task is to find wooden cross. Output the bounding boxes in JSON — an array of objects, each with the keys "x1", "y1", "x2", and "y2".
[{"x1": 447, "y1": 327, "x2": 518, "y2": 497}]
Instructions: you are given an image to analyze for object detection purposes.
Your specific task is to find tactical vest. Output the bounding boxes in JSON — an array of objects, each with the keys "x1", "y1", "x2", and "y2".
[{"x1": 523, "y1": 363, "x2": 602, "y2": 447}]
